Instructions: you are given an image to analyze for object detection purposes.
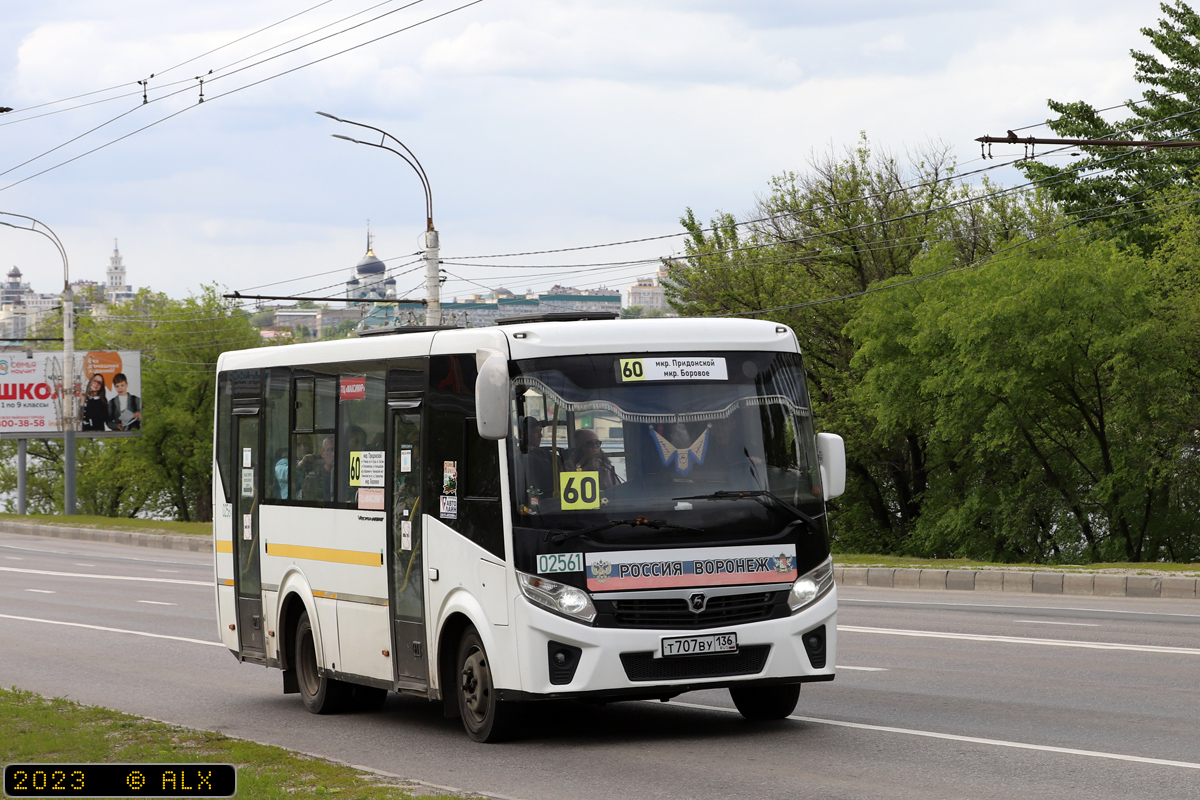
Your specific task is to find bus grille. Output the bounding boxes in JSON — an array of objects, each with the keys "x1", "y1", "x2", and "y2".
[
  {"x1": 598, "y1": 592, "x2": 784, "y2": 630},
  {"x1": 619, "y1": 645, "x2": 771, "y2": 682}
]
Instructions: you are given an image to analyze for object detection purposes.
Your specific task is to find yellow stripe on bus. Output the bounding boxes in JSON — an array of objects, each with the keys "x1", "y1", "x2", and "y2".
[
  {"x1": 215, "y1": 540, "x2": 233, "y2": 553},
  {"x1": 265, "y1": 543, "x2": 382, "y2": 567}
]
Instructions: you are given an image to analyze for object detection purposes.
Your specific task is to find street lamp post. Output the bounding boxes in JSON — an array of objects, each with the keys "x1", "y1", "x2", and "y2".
[
  {"x1": 0, "y1": 212, "x2": 76, "y2": 515},
  {"x1": 315, "y1": 112, "x2": 440, "y2": 326}
]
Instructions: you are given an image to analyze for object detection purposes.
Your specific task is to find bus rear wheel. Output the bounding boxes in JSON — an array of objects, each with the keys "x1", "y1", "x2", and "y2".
[
  {"x1": 456, "y1": 626, "x2": 516, "y2": 742},
  {"x1": 295, "y1": 611, "x2": 349, "y2": 714},
  {"x1": 729, "y1": 684, "x2": 800, "y2": 721}
]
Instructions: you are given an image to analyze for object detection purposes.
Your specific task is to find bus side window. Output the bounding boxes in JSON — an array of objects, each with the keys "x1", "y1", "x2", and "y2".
[
  {"x1": 265, "y1": 368, "x2": 291, "y2": 501},
  {"x1": 428, "y1": 354, "x2": 504, "y2": 559}
]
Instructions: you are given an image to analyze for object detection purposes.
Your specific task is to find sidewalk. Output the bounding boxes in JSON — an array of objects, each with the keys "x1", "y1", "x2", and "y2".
[{"x1": 833, "y1": 566, "x2": 1199, "y2": 600}]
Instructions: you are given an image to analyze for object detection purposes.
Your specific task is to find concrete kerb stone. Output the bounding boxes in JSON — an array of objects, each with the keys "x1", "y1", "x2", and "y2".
[
  {"x1": 919, "y1": 569, "x2": 948, "y2": 590},
  {"x1": 867, "y1": 568, "x2": 896, "y2": 588},
  {"x1": 1032, "y1": 572, "x2": 1063, "y2": 594},
  {"x1": 892, "y1": 569, "x2": 922, "y2": 589},
  {"x1": 1161, "y1": 577, "x2": 1198, "y2": 599},
  {"x1": 1002, "y1": 571, "x2": 1034, "y2": 593},
  {"x1": 1093, "y1": 574, "x2": 1128, "y2": 597},
  {"x1": 0, "y1": 520, "x2": 212, "y2": 553},
  {"x1": 838, "y1": 567, "x2": 869, "y2": 587},
  {"x1": 1063, "y1": 573, "x2": 1095, "y2": 595},
  {"x1": 1126, "y1": 575, "x2": 1161, "y2": 598},
  {"x1": 974, "y1": 571, "x2": 1003, "y2": 593},
  {"x1": 946, "y1": 570, "x2": 976, "y2": 591}
]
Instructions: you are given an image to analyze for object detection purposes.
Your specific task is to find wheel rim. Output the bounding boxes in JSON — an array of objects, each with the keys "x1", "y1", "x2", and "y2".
[
  {"x1": 298, "y1": 629, "x2": 320, "y2": 698},
  {"x1": 460, "y1": 646, "x2": 491, "y2": 725}
]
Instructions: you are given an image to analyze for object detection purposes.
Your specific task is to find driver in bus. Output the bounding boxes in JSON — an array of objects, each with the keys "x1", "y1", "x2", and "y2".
[
  {"x1": 568, "y1": 428, "x2": 621, "y2": 489},
  {"x1": 520, "y1": 417, "x2": 559, "y2": 500}
]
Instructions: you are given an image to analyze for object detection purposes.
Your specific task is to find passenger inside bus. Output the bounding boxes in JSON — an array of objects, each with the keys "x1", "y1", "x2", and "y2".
[
  {"x1": 297, "y1": 435, "x2": 336, "y2": 501},
  {"x1": 567, "y1": 428, "x2": 621, "y2": 488}
]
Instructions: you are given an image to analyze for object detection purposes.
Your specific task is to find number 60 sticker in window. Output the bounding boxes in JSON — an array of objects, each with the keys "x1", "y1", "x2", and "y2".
[{"x1": 560, "y1": 471, "x2": 601, "y2": 509}]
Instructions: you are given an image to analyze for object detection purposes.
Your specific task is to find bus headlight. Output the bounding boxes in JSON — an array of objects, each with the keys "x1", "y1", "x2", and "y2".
[
  {"x1": 517, "y1": 571, "x2": 597, "y2": 624},
  {"x1": 788, "y1": 555, "x2": 834, "y2": 613}
]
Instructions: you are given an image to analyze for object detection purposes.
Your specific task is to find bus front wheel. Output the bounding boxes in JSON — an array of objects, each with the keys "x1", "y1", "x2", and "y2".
[
  {"x1": 295, "y1": 611, "x2": 348, "y2": 714},
  {"x1": 729, "y1": 684, "x2": 800, "y2": 721},
  {"x1": 456, "y1": 626, "x2": 516, "y2": 742}
]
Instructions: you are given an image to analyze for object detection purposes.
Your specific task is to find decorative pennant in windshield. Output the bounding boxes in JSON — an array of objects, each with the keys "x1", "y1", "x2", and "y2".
[{"x1": 651, "y1": 428, "x2": 709, "y2": 475}]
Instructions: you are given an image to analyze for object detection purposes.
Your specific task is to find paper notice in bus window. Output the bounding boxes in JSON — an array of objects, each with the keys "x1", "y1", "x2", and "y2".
[
  {"x1": 442, "y1": 461, "x2": 457, "y2": 495},
  {"x1": 617, "y1": 356, "x2": 728, "y2": 382},
  {"x1": 241, "y1": 468, "x2": 254, "y2": 497},
  {"x1": 440, "y1": 495, "x2": 458, "y2": 519},
  {"x1": 242, "y1": 448, "x2": 252, "y2": 467},
  {"x1": 400, "y1": 448, "x2": 412, "y2": 473},
  {"x1": 357, "y1": 487, "x2": 384, "y2": 510},
  {"x1": 350, "y1": 451, "x2": 385, "y2": 487},
  {"x1": 401, "y1": 520, "x2": 412, "y2": 550},
  {"x1": 243, "y1": 514, "x2": 252, "y2": 541}
]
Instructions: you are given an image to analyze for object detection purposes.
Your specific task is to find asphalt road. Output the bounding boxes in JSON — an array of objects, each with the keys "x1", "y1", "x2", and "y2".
[{"x1": 2, "y1": 531, "x2": 1198, "y2": 800}]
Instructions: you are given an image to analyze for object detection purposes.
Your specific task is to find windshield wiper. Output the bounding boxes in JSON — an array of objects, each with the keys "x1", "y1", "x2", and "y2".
[
  {"x1": 548, "y1": 516, "x2": 704, "y2": 545},
  {"x1": 672, "y1": 490, "x2": 823, "y2": 531}
]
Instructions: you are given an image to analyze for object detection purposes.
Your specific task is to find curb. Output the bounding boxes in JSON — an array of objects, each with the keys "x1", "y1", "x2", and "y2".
[
  {"x1": 0, "y1": 521, "x2": 212, "y2": 553},
  {"x1": 834, "y1": 566, "x2": 1198, "y2": 600}
]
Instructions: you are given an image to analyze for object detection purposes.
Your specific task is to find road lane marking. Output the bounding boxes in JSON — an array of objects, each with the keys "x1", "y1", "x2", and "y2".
[
  {"x1": 0, "y1": 613, "x2": 224, "y2": 647},
  {"x1": 74, "y1": 563, "x2": 96, "y2": 567},
  {"x1": 25, "y1": 589, "x2": 55, "y2": 594},
  {"x1": 840, "y1": 597, "x2": 1200, "y2": 620},
  {"x1": 6, "y1": 556, "x2": 24, "y2": 560},
  {"x1": 0, "y1": 566, "x2": 208, "y2": 586},
  {"x1": 137, "y1": 600, "x2": 177, "y2": 606},
  {"x1": 838, "y1": 665, "x2": 888, "y2": 671},
  {"x1": 667, "y1": 701, "x2": 1200, "y2": 770},
  {"x1": 838, "y1": 625, "x2": 1200, "y2": 654},
  {"x1": 1014, "y1": 619, "x2": 1099, "y2": 627},
  {"x1": 156, "y1": 569, "x2": 180, "y2": 573}
]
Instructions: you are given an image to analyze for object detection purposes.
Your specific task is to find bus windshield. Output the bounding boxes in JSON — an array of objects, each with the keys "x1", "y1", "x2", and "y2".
[{"x1": 509, "y1": 351, "x2": 825, "y2": 539}]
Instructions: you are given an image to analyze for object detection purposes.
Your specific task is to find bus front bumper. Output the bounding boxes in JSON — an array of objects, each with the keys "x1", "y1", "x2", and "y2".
[{"x1": 504, "y1": 586, "x2": 837, "y2": 701}]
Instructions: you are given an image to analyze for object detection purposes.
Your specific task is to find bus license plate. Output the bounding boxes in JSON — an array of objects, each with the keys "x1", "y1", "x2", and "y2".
[{"x1": 661, "y1": 632, "x2": 737, "y2": 657}]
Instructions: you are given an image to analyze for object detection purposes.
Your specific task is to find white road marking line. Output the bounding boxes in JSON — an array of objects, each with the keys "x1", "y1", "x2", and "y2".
[
  {"x1": 0, "y1": 566, "x2": 208, "y2": 586},
  {"x1": 0, "y1": 613, "x2": 224, "y2": 647},
  {"x1": 840, "y1": 597, "x2": 1200, "y2": 620},
  {"x1": 838, "y1": 625, "x2": 1200, "y2": 655},
  {"x1": 156, "y1": 569, "x2": 179, "y2": 573},
  {"x1": 74, "y1": 563, "x2": 96, "y2": 567},
  {"x1": 6, "y1": 556, "x2": 24, "y2": 560},
  {"x1": 667, "y1": 700, "x2": 1200, "y2": 770},
  {"x1": 837, "y1": 665, "x2": 888, "y2": 671},
  {"x1": 1014, "y1": 619, "x2": 1099, "y2": 627},
  {"x1": 25, "y1": 589, "x2": 55, "y2": 594},
  {"x1": 136, "y1": 600, "x2": 177, "y2": 606}
]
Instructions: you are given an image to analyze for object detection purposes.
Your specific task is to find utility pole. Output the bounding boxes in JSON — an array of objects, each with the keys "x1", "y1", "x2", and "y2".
[{"x1": 316, "y1": 112, "x2": 441, "y2": 327}]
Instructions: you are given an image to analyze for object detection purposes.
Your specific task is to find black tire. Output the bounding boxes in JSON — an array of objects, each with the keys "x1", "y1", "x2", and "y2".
[
  {"x1": 295, "y1": 611, "x2": 349, "y2": 714},
  {"x1": 456, "y1": 626, "x2": 516, "y2": 742},
  {"x1": 729, "y1": 684, "x2": 801, "y2": 721}
]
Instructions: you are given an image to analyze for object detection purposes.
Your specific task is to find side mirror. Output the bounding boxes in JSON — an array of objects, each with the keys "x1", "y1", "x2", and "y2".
[
  {"x1": 475, "y1": 351, "x2": 510, "y2": 441},
  {"x1": 816, "y1": 432, "x2": 845, "y2": 500}
]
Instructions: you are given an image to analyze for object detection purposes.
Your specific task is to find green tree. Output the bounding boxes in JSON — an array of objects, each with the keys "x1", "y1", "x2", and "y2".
[
  {"x1": 668, "y1": 136, "x2": 1043, "y2": 551},
  {"x1": 1019, "y1": 1, "x2": 1200, "y2": 252},
  {"x1": 850, "y1": 235, "x2": 1200, "y2": 562}
]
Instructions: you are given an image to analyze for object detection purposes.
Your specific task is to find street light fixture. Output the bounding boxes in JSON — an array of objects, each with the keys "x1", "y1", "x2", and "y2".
[
  {"x1": 316, "y1": 111, "x2": 440, "y2": 326},
  {"x1": 0, "y1": 212, "x2": 77, "y2": 515}
]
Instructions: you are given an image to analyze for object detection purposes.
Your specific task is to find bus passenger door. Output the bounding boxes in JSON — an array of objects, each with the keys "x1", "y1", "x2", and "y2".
[
  {"x1": 390, "y1": 403, "x2": 428, "y2": 687},
  {"x1": 234, "y1": 410, "x2": 265, "y2": 659}
]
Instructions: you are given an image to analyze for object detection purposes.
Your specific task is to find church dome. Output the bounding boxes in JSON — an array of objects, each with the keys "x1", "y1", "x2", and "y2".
[
  {"x1": 356, "y1": 248, "x2": 385, "y2": 276},
  {"x1": 7, "y1": 266, "x2": 21, "y2": 279}
]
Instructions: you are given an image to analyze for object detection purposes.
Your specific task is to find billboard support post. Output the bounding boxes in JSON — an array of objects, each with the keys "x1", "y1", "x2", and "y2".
[{"x1": 17, "y1": 438, "x2": 26, "y2": 515}]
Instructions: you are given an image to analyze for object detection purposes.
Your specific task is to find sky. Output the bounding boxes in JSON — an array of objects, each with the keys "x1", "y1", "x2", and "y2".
[{"x1": 0, "y1": 1, "x2": 1160, "y2": 308}]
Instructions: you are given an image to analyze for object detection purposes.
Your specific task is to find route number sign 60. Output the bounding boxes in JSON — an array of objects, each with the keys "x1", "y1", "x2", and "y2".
[{"x1": 560, "y1": 472, "x2": 600, "y2": 509}]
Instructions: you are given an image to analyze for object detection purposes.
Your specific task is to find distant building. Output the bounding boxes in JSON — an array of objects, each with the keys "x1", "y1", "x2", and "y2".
[
  {"x1": 625, "y1": 268, "x2": 675, "y2": 315},
  {"x1": 357, "y1": 285, "x2": 621, "y2": 332},
  {"x1": 105, "y1": 241, "x2": 136, "y2": 304}
]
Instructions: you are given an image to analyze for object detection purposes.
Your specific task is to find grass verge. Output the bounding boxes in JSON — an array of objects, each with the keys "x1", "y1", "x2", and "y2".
[
  {"x1": 0, "y1": 513, "x2": 209, "y2": 537},
  {"x1": 0, "y1": 688, "x2": 482, "y2": 799}
]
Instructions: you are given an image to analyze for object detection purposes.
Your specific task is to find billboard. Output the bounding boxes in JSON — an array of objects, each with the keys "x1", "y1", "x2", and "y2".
[{"x1": 0, "y1": 350, "x2": 142, "y2": 437}]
